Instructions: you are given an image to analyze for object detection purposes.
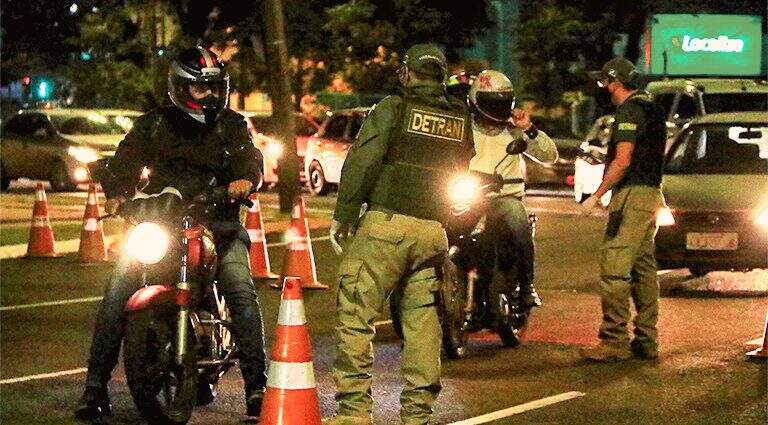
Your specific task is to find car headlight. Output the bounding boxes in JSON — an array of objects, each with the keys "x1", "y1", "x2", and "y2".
[
  {"x1": 266, "y1": 141, "x2": 284, "y2": 159},
  {"x1": 124, "y1": 222, "x2": 169, "y2": 265},
  {"x1": 756, "y1": 210, "x2": 768, "y2": 227},
  {"x1": 448, "y1": 174, "x2": 480, "y2": 208},
  {"x1": 656, "y1": 207, "x2": 676, "y2": 227},
  {"x1": 68, "y1": 146, "x2": 100, "y2": 163}
]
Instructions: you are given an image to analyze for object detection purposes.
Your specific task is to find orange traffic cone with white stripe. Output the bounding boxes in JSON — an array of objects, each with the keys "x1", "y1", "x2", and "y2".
[
  {"x1": 260, "y1": 277, "x2": 322, "y2": 425},
  {"x1": 245, "y1": 193, "x2": 279, "y2": 279},
  {"x1": 78, "y1": 184, "x2": 108, "y2": 262},
  {"x1": 747, "y1": 307, "x2": 768, "y2": 360},
  {"x1": 26, "y1": 183, "x2": 58, "y2": 257},
  {"x1": 274, "y1": 196, "x2": 328, "y2": 289}
]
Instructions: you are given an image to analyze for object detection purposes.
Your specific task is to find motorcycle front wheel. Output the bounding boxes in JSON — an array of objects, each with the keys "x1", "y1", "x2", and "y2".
[
  {"x1": 496, "y1": 292, "x2": 530, "y2": 348},
  {"x1": 124, "y1": 309, "x2": 197, "y2": 425},
  {"x1": 440, "y1": 260, "x2": 469, "y2": 359}
]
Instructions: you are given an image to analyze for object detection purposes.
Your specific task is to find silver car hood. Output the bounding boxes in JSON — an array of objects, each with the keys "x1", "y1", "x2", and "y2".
[{"x1": 62, "y1": 134, "x2": 124, "y2": 151}]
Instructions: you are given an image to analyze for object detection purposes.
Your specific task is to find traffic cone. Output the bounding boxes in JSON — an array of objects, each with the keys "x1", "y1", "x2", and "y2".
[
  {"x1": 260, "y1": 277, "x2": 322, "y2": 425},
  {"x1": 245, "y1": 193, "x2": 279, "y2": 279},
  {"x1": 78, "y1": 184, "x2": 108, "y2": 262},
  {"x1": 746, "y1": 307, "x2": 768, "y2": 360},
  {"x1": 26, "y1": 183, "x2": 58, "y2": 257},
  {"x1": 274, "y1": 196, "x2": 328, "y2": 289}
]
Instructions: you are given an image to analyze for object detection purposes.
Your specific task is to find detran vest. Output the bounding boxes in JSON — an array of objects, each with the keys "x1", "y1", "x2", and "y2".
[{"x1": 369, "y1": 94, "x2": 473, "y2": 223}]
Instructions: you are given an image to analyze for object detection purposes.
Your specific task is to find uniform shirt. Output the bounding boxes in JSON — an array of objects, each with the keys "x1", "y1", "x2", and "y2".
[
  {"x1": 469, "y1": 122, "x2": 558, "y2": 198},
  {"x1": 333, "y1": 81, "x2": 470, "y2": 224},
  {"x1": 101, "y1": 106, "x2": 263, "y2": 223},
  {"x1": 606, "y1": 91, "x2": 666, "y2": 189}
]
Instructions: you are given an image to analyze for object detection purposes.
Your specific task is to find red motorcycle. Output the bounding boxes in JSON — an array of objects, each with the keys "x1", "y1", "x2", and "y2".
[{"x1": 115, "y1": 186, "x2": 250, "y2": 424}]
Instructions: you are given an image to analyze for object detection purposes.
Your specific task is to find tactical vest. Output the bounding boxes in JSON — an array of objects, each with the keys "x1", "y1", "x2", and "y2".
[
  {"x1": 369, "y1": 95, "x2": 473, "y2": 223},
  {"x1": 610, "y1": 95, "x2": 667, "y2": 189}
]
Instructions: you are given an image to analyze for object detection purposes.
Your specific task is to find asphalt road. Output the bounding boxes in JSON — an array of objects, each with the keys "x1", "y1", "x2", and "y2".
[{"x1": 0, "y1": 186, "x2": 766, "y2": 424}]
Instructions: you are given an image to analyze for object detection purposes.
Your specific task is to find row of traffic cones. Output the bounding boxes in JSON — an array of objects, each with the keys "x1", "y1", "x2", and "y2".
[
  {"x1": 27, "y1": 183, "x2": 107, "y2": 262},
  {"x1": 247, "y1": 193, "x2": 328, "y2": 290},
  {"x1": 27, "y1": 184, "x2": 330, "y2": 291}
]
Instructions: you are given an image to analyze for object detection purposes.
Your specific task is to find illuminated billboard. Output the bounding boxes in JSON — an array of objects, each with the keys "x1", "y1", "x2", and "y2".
[{"x1": 647, "y1": 14, "x2": 763, "y2": 76}]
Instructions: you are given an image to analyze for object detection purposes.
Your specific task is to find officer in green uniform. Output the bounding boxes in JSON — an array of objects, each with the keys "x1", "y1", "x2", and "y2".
[
  {"x1": 579, "y1": 57, "x2": 667, "y2": 362},
  {"x1": 324, "y1": 44, "x2": 474, "y2": 425}
]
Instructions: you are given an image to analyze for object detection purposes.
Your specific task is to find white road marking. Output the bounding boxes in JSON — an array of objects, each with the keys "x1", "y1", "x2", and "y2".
[
  {"x1": 0, "y1": 368, "x2": 88, "y2": 385},
  {"x1": 448, "y1": 391, "x2": 586, "y2": 425},
  {"x1": 0, "y1": 236, "x2": 333, "y2": 311},
  {"x1": 657, "y1": 269, "x2": 675, "y2": 276},
  {"x1": 0, "y1": 296, "x2": 104, "y2": 312},
  {"x1": 0, "y1": 236, "x2": 118, "y2": 260}
]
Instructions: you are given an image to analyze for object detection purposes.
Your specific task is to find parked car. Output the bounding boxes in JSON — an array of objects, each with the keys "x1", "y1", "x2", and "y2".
[
  {"x1": 1, "y1": 108, "x2": 141, "y2": 191},
  {"x1": 655, "y1": 111, "x2": 768, "y2": 276},
  {"x1": 243, "y1": 112, "x2": 321, "y2": 185},
  {"x1": 572, "y1": 79, "x2": 768, "y2": 205},
  {"x1": 303, "y1": 108, "x2": 369, "y2": 195},
  {"x1": 647, "y1": 78, "x2": 768, "y2": 141}
]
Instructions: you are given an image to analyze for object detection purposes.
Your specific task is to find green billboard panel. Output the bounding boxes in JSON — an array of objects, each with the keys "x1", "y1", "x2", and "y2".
[{"x1": 649, "y1": 14, "x2": 763, "y2": 76}]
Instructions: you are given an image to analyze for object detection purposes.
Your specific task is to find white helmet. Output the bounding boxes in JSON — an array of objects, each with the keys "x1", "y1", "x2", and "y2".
[{"x1": 469, "y1": 70, "x2": 516, "y2": 122}]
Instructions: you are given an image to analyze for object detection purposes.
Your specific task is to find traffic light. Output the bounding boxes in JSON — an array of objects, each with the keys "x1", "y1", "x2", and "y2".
[
  {"x1": 37, "y1": 79, "x2": 53, "y2": 100},
  {"x1": 21, "y1": 75, "x2": 31, "y2": 100},
  {"x1": 80, "y1": 51, "x2": 92, "y2": 62}
]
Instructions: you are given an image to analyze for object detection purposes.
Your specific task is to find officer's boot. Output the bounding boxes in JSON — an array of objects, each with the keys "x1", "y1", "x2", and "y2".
[
  {"x1": 519, "y1": 282, "x2": 542, "y2": 308},
  {"x1": 244, "y1": 388, "x2": 264, "y2": 422},
  {"x1": 74, "y1": 385, "x2": 112, "y2": 421}
]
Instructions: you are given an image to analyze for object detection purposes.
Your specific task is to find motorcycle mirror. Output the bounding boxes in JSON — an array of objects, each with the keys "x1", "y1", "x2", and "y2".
[{"x1": 506, "y1": 138, "x2": 528, "y2": 155}]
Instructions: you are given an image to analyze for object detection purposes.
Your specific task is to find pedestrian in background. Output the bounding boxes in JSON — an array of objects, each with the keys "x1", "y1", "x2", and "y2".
[
  {"x1": 325, "y1": 44, "x2": 474, "y2": 425},
  {"x1": 579, "y1": 57, "x2": 667, "y2": 362}
]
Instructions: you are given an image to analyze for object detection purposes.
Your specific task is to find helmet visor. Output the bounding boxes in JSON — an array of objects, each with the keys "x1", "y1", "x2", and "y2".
[{"x1": 475, "y1": 91, "x2": 516, "y2": 121}]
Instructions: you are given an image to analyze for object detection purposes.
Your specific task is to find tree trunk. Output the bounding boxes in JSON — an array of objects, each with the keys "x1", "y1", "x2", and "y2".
[{"x1": 262, "y1": 0, "x2": 299, "y2": 212}]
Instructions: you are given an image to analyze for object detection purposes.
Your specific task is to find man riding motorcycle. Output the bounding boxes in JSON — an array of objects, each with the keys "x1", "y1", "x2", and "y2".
[
  {"x1": 74, "y1": 46, "x2": 268, "y2": 422},
  {"x1": 468, "y1": 70, "x2": 558, "y2": 308}
]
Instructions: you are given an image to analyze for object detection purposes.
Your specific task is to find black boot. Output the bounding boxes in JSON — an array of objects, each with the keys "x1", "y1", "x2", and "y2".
[
  {"x1": 245, "y1": 388, "x2": 265, "y2": 422},
  {"x1": 74, "y1": 386, "x2": 112, "y2": 421},
  {"x1": 519, "y1": 284, "x2": 542, "y2": 308}
]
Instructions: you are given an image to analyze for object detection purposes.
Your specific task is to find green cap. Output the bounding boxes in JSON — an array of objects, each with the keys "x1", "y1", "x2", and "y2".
[
  {"x1": 403, "y1": 44, "x2": 447, "y2": 78},
  {"x1": 588, "y1": 57, "x2": 638, "y2": 83}
]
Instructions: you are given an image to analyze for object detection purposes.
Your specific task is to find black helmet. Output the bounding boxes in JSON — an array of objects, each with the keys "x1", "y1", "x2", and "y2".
[
  {"x1": 168, "y1": 47, "x2": 230, "y2": 125},
  {"x1": 469, "y1": 70, "x2": 516, "y2": 122},
  {"x1": 446, "y1": 72, "x2": 474, "y2": 104}
]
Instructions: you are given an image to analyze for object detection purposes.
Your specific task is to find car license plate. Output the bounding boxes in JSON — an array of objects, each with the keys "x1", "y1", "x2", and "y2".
[{"x1": 686, "y1": 233, "x2": 738, "y2": 251}]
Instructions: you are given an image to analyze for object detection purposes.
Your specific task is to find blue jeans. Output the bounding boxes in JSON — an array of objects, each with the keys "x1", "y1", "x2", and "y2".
[
  {"x1": 487, "y1": 196, "x2": 534, "y2": 289},
  {"x1": 84, "y1": 237, "x2": 267, "y2": 396}
]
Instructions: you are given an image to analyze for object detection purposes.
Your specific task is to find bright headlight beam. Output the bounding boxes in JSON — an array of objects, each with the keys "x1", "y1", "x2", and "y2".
[
  {"x1": 125, "y1": 222, "x2": 169, "y2": 265},
  {"x1": 656, "y1": 207, "x2": 676, "y2": 227},
  {"x1": 448, "y1": 175, "x2": 480, "y2": 206},
  {"x1": 68, "y1": 146, "x2": 100, "y2": 163},
  {"x1": 756, "y1": 210, "x2": 768, "y2": 227}
]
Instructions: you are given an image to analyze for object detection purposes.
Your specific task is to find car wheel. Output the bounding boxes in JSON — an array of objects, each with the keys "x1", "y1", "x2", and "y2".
[
  {"x1": 307, "y1": 161, "x2": 328, "y2": 196},
  {"x1": 50, "y1": 161, "x2": 77, "y2": 192},
  {"x1": 0, "y1": 164, "x2": 10, "y2": 191}
]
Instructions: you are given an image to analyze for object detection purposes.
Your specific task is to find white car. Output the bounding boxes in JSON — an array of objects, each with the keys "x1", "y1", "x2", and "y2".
[
  {"x1": 573, "y1": 115, "x2": 613, "y2": 205},
  {"x1": 304, "y1": 108, "x2": 368, "y2": 195}
]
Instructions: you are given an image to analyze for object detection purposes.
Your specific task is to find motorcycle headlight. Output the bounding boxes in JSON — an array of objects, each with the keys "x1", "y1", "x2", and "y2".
[
  {"x1": 756, "y1": 210, "x2": 768, "y2": 227},
  {"x1": 68, "y1": 146, "x2": 100, "y2": 163},
  {"x1": 656, "y1": 207, "x2": 676, "y2": 227},
  {"x1": 124, "y1": 222, "x2": 169, "y2": 265},
  {"x1": 449, "y1": 175, "x2": 481, "y2": 208}
]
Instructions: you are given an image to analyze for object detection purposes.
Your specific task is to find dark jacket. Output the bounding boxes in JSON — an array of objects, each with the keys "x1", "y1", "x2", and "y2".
[{"x1": 101, "y1": 106, "x2": 263, "y2": 224}]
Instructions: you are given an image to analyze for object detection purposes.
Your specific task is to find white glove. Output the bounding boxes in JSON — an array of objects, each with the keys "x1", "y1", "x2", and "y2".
[{"x1": 330, "y1": 219, "x2": 356, "y2": 255}]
